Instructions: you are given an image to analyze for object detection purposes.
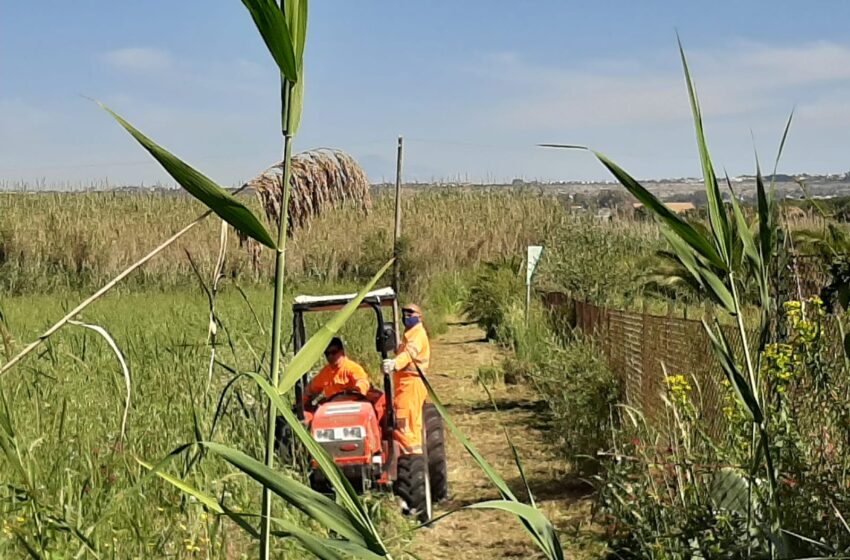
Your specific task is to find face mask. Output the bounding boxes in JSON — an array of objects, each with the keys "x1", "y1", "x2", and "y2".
[{"x1": 403, "y1": 316, "x2": 420, "y2": 329}]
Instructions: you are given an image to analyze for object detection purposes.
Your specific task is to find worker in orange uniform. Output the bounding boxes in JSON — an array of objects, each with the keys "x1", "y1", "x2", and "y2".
[
  {"x1": 305, "y1": 337, "x2": 371, "y2": 407},
  {"x1": 382, "y1": 304, "x2": 430, "y2": 455}
]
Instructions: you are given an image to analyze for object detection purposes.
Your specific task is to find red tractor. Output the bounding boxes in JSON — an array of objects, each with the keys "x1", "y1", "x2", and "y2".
[{"x1": 280, "y1": 287, "x2": 448, "y2": 521}]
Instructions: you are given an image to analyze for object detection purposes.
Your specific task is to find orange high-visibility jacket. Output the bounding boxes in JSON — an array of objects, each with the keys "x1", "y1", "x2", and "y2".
[
  {"x1": 307, "y1": 356, "x2": 371, "y2": 399},
  {"x1": 394, "y1": 322, "x2": 430, "y2": 377}
]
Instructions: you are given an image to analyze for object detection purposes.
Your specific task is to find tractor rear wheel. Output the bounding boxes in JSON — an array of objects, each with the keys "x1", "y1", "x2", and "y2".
[
  {"x1": 394, "y1": 454, "x2": 431, "y2": 522},
  {"x1": 423, "y1": 403, "x2": 449, "y2": 502}
]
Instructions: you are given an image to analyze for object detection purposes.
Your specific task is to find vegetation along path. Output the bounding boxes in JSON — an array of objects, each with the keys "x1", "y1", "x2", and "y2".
[{"x1": 409, "y1": 320, "x2": 605, "y2": 559}]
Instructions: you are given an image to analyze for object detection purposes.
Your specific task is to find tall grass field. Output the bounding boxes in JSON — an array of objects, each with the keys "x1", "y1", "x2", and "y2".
[{"x1": 3, "y1": 188, "x2": 651, "y2": 558}]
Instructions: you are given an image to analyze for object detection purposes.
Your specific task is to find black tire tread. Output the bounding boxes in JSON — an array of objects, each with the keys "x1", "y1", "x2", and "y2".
[
  {"x1": 423, "y1": 403, "x2": 449, "y2": 502},
  {"x1": 394, "y1": 454, "x2": 429, "y2": 522}
]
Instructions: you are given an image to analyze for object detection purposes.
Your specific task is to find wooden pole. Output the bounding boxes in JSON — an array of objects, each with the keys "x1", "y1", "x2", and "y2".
[{"x1": 392, "y1": 136, "x2": 403, "y2": 343}]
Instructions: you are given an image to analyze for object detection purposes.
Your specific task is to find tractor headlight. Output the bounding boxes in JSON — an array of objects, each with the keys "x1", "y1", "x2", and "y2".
[
  {"x1": 313, "y1": 427, "x2": 365, "y2": 442},
  {"x1": 342, "y1": 426, "x2": 363, "y2": 439},
  {"x1": 314, "y1": 428, "x2": 336, "y2": 442}
]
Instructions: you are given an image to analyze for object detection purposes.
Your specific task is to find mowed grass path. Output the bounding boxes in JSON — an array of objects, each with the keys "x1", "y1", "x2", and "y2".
[{"x1": 410, "y1": 320, "x2": 605, "y2": 559}]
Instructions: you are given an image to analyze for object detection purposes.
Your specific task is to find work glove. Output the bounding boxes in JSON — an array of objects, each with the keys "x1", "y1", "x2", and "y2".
[{"x1": 381, "y1": 359, "x2": 395, "y2": 376}]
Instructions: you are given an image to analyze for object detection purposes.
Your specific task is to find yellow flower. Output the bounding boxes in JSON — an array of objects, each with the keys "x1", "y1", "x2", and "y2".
[
  {"x1": 664, "y1": 374, "x2": 692, "y2": 407},
  {"x1": 761, "y1": 343, "x2": 795, "y2": 386}
]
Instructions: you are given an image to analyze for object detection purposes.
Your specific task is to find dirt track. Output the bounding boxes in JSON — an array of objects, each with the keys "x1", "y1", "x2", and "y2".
[{"x1": 408, "y1": 320, "x2": 605, "y2": 559}]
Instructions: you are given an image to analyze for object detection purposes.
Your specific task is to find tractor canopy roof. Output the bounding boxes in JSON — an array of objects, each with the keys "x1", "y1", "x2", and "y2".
[{"x1": 292, "y1": 287, "x2": 396, "y2": 313}]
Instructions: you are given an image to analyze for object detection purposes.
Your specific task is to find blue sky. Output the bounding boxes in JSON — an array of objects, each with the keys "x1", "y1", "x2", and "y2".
[{"x1": 4, "y1": 1, "x2": 850, "y2": 187}]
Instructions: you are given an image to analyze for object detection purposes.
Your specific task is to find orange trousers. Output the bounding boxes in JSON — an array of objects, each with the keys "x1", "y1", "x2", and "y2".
[{"x1": 393, "y1": 373, "x2": 426, "y2": 455}]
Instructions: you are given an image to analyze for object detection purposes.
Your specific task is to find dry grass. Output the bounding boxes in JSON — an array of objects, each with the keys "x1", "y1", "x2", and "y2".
[
  {"x1": 0, "y1": 188, "x2": 577, "y2": 297},
  {"x1": 248, "y1": 148, "x2": 371, "y2": 232}
]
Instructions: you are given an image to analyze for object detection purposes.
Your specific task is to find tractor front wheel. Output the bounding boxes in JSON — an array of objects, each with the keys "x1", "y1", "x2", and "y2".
[
  {"x1": 423, "y1": 403, "x2": 449, "y2": 502},
  {"x1": 394, "y1": 454, "x2": 432, "y2": 522}
]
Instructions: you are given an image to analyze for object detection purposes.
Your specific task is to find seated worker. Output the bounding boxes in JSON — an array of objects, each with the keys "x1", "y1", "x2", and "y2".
[{"x1": 304, "y1": 337, "x2": 371, "y2": 407}]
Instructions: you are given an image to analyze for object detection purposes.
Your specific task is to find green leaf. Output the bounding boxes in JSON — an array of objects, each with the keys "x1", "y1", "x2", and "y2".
[
  {"x1": 465, "y1": 501, "x2": 564, "y2": 560},
  {"x1": 241, "y1": 0, "x2": 298, "y2": 82},
  {"x1": 139, "y1": 455, "x2": 373, "y2": 558},
  {"x1": 770, "y1": 110, "x2": 794, "y2": 193},
  {"x1": 137, "y1": 457, "x2": 224, "y2": 514},
  {"x1": 136, "y1": 451, "x2": 261, "y2": 538},
  {"x1": 659, "y1": 226, "x2": 705, "y2": 291},
  {"x1": 98, "y1": 102, "x2": 277, "y2": 249},
  {"x1": 247, "y1": 373, "x2": 388, "y2": 555},
  {"x1": 755, "y1": 158, "x2": 773, "y2": 269},
  {"x1": 593, "y1": 150, "x2": 726, "y2": 270},
  {"x1": 287, "y1": 65, "x2": 306, "y2": 135},
  {"x1": 658, "y1": 226, "x2": 734, "y2": 313},
  {"x1": 678, "y1": 35, "x2": 731, "y2": 266},
  {"x1": 285, "y1": 0, "x2": 308, "y2": 69},
  {"x1": 703, "y1": 321, "x2": 762, "y2": 423},
  {"x1": 506, "y1": 431, "x2": 536, "y2": 508},
  {"x1": 273, "y1": 520, "x2": 350, "y2": 560},
  {"x1": 726, "y1": 174, "x2": 759, "y2": 269},
  {"x1": 537, "y1": 143, "x2": 587, "y2": 150},
  {"x1": 201, "y1": 441, "x2": 370, "y2": 547},
  {"x1": 698, "y1": 265, "x2": 736, "y2": 314},
  {"x1": 321, "y1": 540, "x2": 387, "y2": 560},
  {"x1": 279, "y1": 259, "x2": 393, "y2": 393},
  {"x1": 284, "y1": 0, "x2": 308, "y2": 134}
]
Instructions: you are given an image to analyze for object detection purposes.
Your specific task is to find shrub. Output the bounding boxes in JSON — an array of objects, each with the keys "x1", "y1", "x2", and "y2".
[
  {"x1": 525, "y1": 335, "x2": 619, "y2": 466},
  {"x1": 462, "y1": 257, "x2": 523, "y2": 341},
  {"x1": 540, "y1": 217, "x2": 659, "y2": 305}
]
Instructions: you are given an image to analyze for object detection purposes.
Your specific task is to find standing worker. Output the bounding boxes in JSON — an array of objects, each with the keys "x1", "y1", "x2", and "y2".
[
  {"x1": 382, "y1": 303, "x2": 432, "y2": 518},
  {"x1": 383, "y1": 303, "x2": 430, "y2": 455}
]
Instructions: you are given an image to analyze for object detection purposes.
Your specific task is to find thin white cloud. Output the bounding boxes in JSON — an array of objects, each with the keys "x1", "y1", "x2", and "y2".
[
  {"x1": 476, "y1": 41, "x2": 850, "y2": 132},
  {"x1": 709, "y1": 41, "x2": 850, "y2": 87},
  {"x1": 101, "y1": 47, "x2": 173, "y2": 73}
]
